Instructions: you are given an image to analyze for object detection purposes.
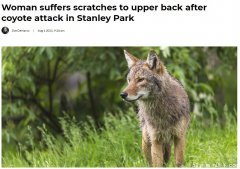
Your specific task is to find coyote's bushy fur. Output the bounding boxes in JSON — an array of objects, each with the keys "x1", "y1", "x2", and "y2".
[{"x1": 121, "y1": 50, "x2": 190, "y2": 167}]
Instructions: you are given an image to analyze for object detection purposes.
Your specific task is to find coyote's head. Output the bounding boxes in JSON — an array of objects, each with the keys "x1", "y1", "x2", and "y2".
[{"x1": 121, "y1": 50, "x2": 166, "y2": 102}]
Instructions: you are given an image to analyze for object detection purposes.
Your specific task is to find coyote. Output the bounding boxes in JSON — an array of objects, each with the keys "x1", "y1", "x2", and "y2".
[{"x1": 120, "y1": 50, "x2": 190, "y2": 167}]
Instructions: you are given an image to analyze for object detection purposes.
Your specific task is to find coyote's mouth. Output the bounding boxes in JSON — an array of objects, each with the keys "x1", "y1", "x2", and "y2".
[{"x1": 125, "y1": 95, "x2": 143, "y2": 102}]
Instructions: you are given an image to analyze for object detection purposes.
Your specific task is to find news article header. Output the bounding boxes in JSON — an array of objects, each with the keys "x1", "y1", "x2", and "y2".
[
  {"x1": 0, "y1": 0, "x2": 236, "y2": 46},
  {"x1": 1, "y1": 3, "x2": 207, "y2": 24}
]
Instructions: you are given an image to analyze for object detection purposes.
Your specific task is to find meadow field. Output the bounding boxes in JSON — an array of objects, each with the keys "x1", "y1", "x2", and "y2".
[{"x1": 2, "y1": 109, "x2": 237, "y2": 167}]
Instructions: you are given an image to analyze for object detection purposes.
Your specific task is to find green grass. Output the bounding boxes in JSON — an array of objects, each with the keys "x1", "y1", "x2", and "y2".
[{"x1": 2, "y1": 111, "x2": 237, "y2": 167}]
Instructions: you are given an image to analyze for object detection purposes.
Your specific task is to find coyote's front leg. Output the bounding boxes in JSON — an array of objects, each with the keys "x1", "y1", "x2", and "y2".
[
  {"x1": 174, "y1": 136, "x2": 185, "y2": 167},
  {"x1": 151, "y1": 140, "x2": 164, "y2": 167},
  {"x1": 142, "y1": 127, "x2": 152, "y2": 166}
]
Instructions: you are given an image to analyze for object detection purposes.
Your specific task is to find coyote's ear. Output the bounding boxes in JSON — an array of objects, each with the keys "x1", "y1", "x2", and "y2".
[
  {"x1": 124, "y1": 50, "x2": 139, "y2": 68},
  {"x1": 146, "y1": 50, "x2": 165, "y2": 74},
  {"x1": 146, "y1": 50, "x2": 159, "y2": 69}
]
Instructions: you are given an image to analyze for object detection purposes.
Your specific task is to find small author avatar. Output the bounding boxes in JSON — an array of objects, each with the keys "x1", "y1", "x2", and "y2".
[{"x1": 2, "y1": 26, "x2": 9, "y2": 34}]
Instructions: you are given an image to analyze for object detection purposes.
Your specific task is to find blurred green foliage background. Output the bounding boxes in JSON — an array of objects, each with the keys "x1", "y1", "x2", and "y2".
[{"x1": 2, "y1": 47, "x2": 237, "y2": 166}]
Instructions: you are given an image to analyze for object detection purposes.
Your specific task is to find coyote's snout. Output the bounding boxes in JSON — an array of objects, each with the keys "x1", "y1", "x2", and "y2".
[{"x1": 121, "y1": 50, "x2": 190, "y2": 167}]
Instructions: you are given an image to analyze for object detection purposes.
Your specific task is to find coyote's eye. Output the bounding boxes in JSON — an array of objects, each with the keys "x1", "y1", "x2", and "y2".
[{"x1": 137, "y1": 78, "x2": 144, "y2": 82}]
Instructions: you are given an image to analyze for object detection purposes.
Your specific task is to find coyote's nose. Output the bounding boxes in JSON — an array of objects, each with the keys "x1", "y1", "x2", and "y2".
[{"x1": 120, "y1": 92, "x2": 128, "y2": 99}]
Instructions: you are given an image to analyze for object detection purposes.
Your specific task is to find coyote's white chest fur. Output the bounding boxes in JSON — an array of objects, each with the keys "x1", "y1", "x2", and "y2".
[{"x1": 138, "y1": 99, "x2": 182, "y2": 143}]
